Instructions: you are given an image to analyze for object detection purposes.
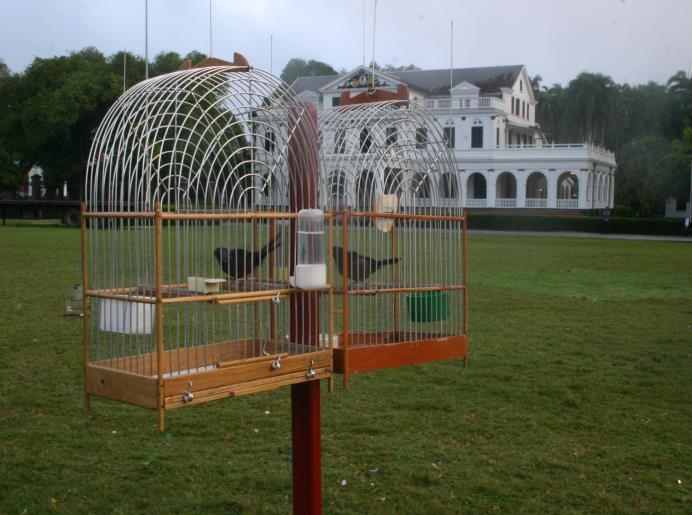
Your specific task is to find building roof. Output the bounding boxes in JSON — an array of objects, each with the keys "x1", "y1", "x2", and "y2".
[
  {"x1": 291, "y1": 75, "x2": 338, "y2": 94},
  {"x1": 291, "y1": 65, "x2": 524, "y2": 97}
]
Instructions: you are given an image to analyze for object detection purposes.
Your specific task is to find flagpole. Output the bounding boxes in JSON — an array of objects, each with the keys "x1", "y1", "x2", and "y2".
[
  {"x1": 450, "y1": 20, "x2": 454, "y2": 112},
  {"x1": 144, "y1": 0, "x2": 149, "y2": 79},
  {"x1": 371, "y1": 0, "x2": 378, "y2": 83},
  {"x1": 362, "y1": 0, "x2": 366, "y2": 67}
]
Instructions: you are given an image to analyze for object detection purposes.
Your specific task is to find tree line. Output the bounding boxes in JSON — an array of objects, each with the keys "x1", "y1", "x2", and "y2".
[
  {"x1": 0, "y1": 49, "x2": 690, "y2": 216},
  {"x1": 0, "y1": 48, "x2": 208, "y2": 199},
  {"x1": 533, "y1": 72, "x2": 691, "y2": 216}
]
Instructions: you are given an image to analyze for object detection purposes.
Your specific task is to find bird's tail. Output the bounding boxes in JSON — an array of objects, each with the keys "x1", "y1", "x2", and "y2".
[
  {"x1": 376, "y1": 257, "x2": 400, "y2": 267},
  {"x1": 259, "y1": 233, "x2": 282, "y2": 260}
]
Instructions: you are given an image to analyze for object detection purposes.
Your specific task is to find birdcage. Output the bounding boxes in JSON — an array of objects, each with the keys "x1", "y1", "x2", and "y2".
[
  {"x1": 81, "y1": 57, "x2": 333, "y2": 429},
  {"x1": 318, "y1": 86, "x2": 468, "y2": 388}
]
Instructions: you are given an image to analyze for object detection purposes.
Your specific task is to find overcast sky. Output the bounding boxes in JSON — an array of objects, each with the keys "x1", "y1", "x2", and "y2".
[{"x1": 1, "y1": 0, "x2": 691, "y2": 87}]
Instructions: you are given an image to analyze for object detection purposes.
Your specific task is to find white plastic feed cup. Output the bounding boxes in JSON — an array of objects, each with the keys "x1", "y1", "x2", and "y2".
[{"x1": 295, "y1": 209, "x2": 327, "y2": 289}]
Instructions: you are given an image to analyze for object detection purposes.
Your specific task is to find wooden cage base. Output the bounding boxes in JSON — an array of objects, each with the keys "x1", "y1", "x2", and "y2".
[
  {"x1": 332, "y1": 332, "x2": 466, "y2": 374},
  {"x1": 86, "y1": 338, "x2": 331, "y2": 411}
]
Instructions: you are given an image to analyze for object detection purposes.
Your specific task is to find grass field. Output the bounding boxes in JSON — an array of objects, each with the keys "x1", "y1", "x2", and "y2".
[{"x1": 0, "y1": 223, "x2": 690, "y2": 513}]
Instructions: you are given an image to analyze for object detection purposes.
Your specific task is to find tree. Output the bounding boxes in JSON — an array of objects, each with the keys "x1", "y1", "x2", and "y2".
[
  {"x1": 564, "y1": 72, "x2": 621, "y2": 147},
  {"x1": 184, "y1": 50, "x2": 208, "y2": 65},
  {"x1": 615, "y1": 136, "x2": 677, "y2": 216},
  {"x1": 535, "y1": 83, "x2": 567, "y2": 143},
  {"x1": 0, "y1": 58, "x2": 9, "y2": 78},
  {"x1": 0, "y1": 147, "x2": 22, "y2": 193},
  {"x1": 280, "y1": 58, "x2": 337, "y2": 85},
  {"x1": 667, "y1": 70, "x2": 692, "y2": 139},
  {"x1": 150, "y1": 51, "x2": 184, "y2": 76},
  {"x1": 0, "y1": 48, "x2": 120, "y2": 199},
  {"x1": 108, "y1": 51, "x2": 146, "y2": 91}
]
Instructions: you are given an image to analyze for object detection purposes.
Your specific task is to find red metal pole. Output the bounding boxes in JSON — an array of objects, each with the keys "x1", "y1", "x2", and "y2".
[{"x1": 288, "y1": 101, "x2": 322, "y2": 514}]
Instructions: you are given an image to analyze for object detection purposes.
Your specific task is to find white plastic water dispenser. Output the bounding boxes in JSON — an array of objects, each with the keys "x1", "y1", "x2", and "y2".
[{"x1": 294, "y1": 209, "x2": 327, "y2": 289}]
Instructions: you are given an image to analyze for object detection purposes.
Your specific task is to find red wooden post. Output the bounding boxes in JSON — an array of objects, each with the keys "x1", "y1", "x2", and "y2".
[{"x1": 288, "y1": 101, "x2": 322, "y2": 514}]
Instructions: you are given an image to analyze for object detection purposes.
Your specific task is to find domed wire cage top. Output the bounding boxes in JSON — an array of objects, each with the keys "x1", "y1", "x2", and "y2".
[
  {"x1": 81, "y1": 64, "x2": 332, "y2": 429},
  {"x1": 317, "y1": 87, "x2": 468, "y2": 387}
]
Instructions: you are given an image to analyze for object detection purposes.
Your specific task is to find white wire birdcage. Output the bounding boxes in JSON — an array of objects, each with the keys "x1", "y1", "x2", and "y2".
[
  {"x1": 81, "y1": 61, "x2": 332, "y2": 429},
  {"x1": 318, "y1": 87, "x2": 468, "y2": 387}
]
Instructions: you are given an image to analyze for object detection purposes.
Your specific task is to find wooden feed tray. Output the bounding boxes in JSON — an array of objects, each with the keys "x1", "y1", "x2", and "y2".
[
  {"x1": 332, "y1": 331, "x2": 466, "y2": 374},
  {"x1": 86, "y1": 338, "x2": 331, "y2": 411}
]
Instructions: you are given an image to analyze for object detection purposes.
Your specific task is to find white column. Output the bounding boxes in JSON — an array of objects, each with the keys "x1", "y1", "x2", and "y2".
[
  {"x1": 609, "y1": 173, "x2": 615, "y2": 208},
  {"x1": 486, "y1": 170, "x2": 496, "y2": 208},
  {"x1": 578, "y1": 170, "x2": 589, "y2": 209},
  {"x1": 516, "y1": 170, "x2": 527, "y2": 208},
  {"x1": 547, "y1": 170, "x2": 558, "y2": 208}
]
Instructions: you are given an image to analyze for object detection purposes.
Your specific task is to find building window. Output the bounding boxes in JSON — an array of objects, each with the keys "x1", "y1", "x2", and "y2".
[
  {"x1": 440, "y1": 172, "x2": 459, "y2": 199},
  {"x1": 522, "y1": 101, "x2": 525, "y2": 118},
  {"x1": 416, "y1": 128, "x2": 428, "y2": 149},
  {"x1": 385, "y1": 126, "x2": 398, "y2": 147},
  {"x1": 443, "y1": 127, "x2": 455, "y2": 148},
  {"x1": 496, "y1": 127, "x2": 500, "y2": 146},
  {"x1": 511, "y1": 97, "x2": 515, "y2": 114},
  {"x1": 384, "y1": 167, "x2": 402, "y2": 194},
  {"x1": 359, "y1": 128, "x2": 372, "y2": 153},
  {"x1": 334, "y1": 129, "x2": 345, "y2": 154},
  {"x1": 332, "y1": 96, "x2": 340, "y2": 107},
  {"x1": 471, "y1": 126, "x2": 483, "y2": 148},
  {"x1": 264, "y1": 131, "x2": 275, "y2": 152}
]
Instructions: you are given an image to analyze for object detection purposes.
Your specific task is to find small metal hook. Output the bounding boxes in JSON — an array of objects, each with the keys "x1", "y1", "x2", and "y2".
[
  {"x1": 306, "y1": 359, "x2": 316, "y2": 379},
  {"x1": 183, "y1": 382, "x2": 194, "y2": 403},
  {"x1": 271, "y1": 354, "x2": 282, "y2": 370}
]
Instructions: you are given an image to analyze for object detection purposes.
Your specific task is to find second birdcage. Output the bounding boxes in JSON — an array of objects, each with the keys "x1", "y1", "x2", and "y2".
[{"x1": 319, "y1": 86, "x2": 468, "y2": 388}]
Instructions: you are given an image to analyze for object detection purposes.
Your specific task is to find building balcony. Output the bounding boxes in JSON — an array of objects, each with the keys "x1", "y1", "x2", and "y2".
[
  {"x1": 421, "y1": 96, "x2": 505, "y2": 111},
  {"x1": 457, "y1": 143, "x2": 616, "y2": 167}
]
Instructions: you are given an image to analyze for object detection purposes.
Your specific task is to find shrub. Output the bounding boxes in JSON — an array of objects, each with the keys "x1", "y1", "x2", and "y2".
[{"x1": 466, "y1": 213, "x2": 686, "y2": 236}]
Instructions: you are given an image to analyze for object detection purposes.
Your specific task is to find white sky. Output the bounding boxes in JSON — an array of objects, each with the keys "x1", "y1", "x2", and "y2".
[{"x1": 1, "y1": 0, "x2": 691, "y2": 86}]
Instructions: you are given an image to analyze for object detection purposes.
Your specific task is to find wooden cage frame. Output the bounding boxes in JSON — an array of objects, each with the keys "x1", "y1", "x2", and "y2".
[
  {"x1": 320, "y1": 86, "x2": 468, "y2": 389},
  {"x1": 81, "y1": 208, "x2": 334, "y2": 430}
]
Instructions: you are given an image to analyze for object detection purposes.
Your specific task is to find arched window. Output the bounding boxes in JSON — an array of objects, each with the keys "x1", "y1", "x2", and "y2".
[
  {"x1": 466, "y1": 173, "x2": 486, "y2": 199},
  {"x1": 440, "y1": 172, "x2": 459, "y2": 199},
  {"x1": 496, "y1": 172, "x2": 517, "y2": 199},
  {"x1": 359, "y1": 128, "x2": 372, "y2": 153},
  {"x1": 328, "y1": 170, "x2": 347, "y2": 208},
  {"x1": 356, "y1": 169, "x2": 375, "y2": 211},
  {"x1": 383, "y1": 167, "x2": 403, "y2": 195},
  {"x1": 557, "y1": 172, "x2": 579, "y2": 199},
  {"x1": 526, "y1": 172, "x2": 547, "y2": 199},
  {"x1": 413, "y1": 173, "x2": 431, "y2": 199}
]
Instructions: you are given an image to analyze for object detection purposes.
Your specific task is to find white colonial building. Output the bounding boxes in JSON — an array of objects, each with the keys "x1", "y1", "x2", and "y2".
[{"x1": 292, "y1": 65, "x2": 616, "y2": 210}]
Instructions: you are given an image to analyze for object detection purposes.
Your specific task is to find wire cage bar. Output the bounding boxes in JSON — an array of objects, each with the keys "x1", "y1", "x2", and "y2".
[
  {"x1": 318, "y1": 87, "x2": 468, "y2": 387},
  {"x1": 82, "y1": 62, "x2": 332, "y2": 429}
]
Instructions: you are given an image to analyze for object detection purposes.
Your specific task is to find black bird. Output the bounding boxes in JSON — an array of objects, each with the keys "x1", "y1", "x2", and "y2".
[
  {"x1": 214, "y1": 235, "x2": 282, "y2": 279},
  {"x1": 332, "y1": 246, "x2": 400, "y2": 283}
]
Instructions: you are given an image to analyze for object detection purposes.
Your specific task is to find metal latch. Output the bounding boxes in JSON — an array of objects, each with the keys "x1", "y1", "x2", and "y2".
[
  {"x1": 183, "y1": 382, "x2": 194, "y2": 403},
  {"x1": 271, "y1": 354, "x2": 282, "y2": 370},
  {"x1": 306, "y1": 359, "x2": 316, "y2": 379}
]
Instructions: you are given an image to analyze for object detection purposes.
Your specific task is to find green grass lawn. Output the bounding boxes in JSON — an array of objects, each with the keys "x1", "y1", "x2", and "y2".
[{"x1": 0, "y1": 224, "x2": 690, "y2": 513}]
